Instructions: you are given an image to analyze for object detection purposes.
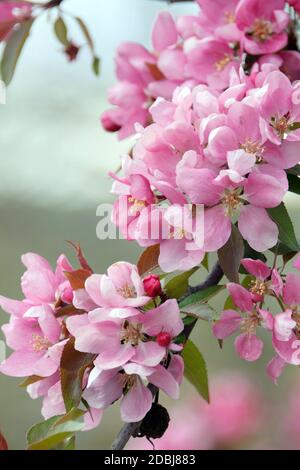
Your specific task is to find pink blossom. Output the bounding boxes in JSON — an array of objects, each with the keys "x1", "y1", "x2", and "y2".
[
  {"x1": 271, "y1": 272, "x2": 300, "y2": 367},
  {"x1": 101, "y1": 12, "x2": 181, "y2": 139},
  {"x1": 0, "y1": 253, "x2": 74, "y2": 318},
  {"x1": 83, "y1": 261, "x2": 150, "y2": 309},
  {"x1": 67, "y1": 299, "x2": 183, "y2": 370},
  {"x1": 241, "y1": 258, "x2": 283, "y2": 300},
  {"x1": 196, "y1": 0, "x2": 242, "y2": 43},
  {"x1": 212, "y1": 283, "x2": 273, "y2": 361},
  {"x1": 260, "y1": 71, "x2": 300, "y2": 150},
  {"x1": 236, "y1": 0, "x2": 289, "y2": 55},
  {"x1": 83, "y1": 355, "x2": 183, "y2": 423},
  {"x1": 0, "y1": 306, "x2": 64, "y2": 377},
  {"x1": 186, "y1": 38, "x2": 241, "y2": 90}
]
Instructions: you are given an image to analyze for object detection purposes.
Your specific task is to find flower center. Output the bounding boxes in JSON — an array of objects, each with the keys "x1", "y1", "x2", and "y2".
[
  {"x1": 215, "y1": 54, "x2": 232, "y2": 72},
  {"x1": 251, "y1": 19, "x2": 273, "y2": 42},
  {"x1": 121, "y1": 321, "x2": 144, "y2": 346},
  {"x1": 128, "y1": 197, "x2": 146, "y2": 216},
  {"x1": 249, "y1": 280, "x2": 267, "y2": 297},
  {"x1": 222, "y1": 189, "x2": 242, "y2": 217},
  {"x1": 240, "y1": 139, "x2": 265, "y2": 162},
  {"x1": 118, "y1": 284, "x2": 137, "y2": 299},
  {"x1": 122, "y1": 373, "x2": 137, "y2": 392},
  {"x1": 31, "y1": 334, "x2": 51, "y2": 352},
  {"x1": 172, "y1": 226, "x2": 186, "y2": 239},
  {"x1": 270, "y1": 115, "x2": 292, "y2": 139},
  {"x1": 225, "y1": 11, "x2": 235, "y2": 24},
  {"x1": 240, "y1": 313, "x2": 260, "y2": 335}
]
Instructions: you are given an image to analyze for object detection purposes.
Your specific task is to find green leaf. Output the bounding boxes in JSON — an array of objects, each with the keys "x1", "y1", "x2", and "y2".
[
  {"x1": 27, "y1": 411, "x2": 84, "y2": 451},
  {"x1": 60, "y1": 338, "x2": 95, "y2": 412},
  {"x1": 201, "y1": 253, "x2": 209, "y2": 272},
  {"x1": 75, "y1": 17, "x2": 100, "y2": 76},
  {"x1": 267, "y1": 203, "x2": 299, "y2": 252},
  {"x1": 92, "y1": 56, "x2": 100, "y2": 76},
  {"x1": 54, "y1": 17, "x2": 69, "y2": 46},
  {"x1": 165, "y1": 267, "x2": 198, "y2": 299},
  {"x1": 182, "y1": 339, "x2": 209, "y2": 402},
  {"x1": 287, "y1": 164, "x2": 300, "y2": 176},
  {"x1": 289, "y1": 122, "x2": 300, "y2": 131},
  {"x1": 287, "y1": 173, "x2": 300, "y2": 195},
  {"x1": 179, "y1": 285, "x2": 224, "y2": 309},
  {"x1": 182, "y1": 303, "x2": 217, "y2": 322},
  {"x1": 1, "y1": 19, "x2": 34, "y2": 85},
  {"x1": 218, "y1": 225, "x2": 244, "y2": 283}
]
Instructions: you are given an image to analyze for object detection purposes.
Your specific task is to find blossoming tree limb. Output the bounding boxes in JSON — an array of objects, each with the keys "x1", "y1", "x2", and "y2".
[{"x1": 1, "y1": 0, "x2": 300, "y2": 451}]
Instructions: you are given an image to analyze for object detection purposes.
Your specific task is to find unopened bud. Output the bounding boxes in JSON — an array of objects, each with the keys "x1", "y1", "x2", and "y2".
[{"x1": 143, "y1": 274, "x2": 162, "y2": 297}]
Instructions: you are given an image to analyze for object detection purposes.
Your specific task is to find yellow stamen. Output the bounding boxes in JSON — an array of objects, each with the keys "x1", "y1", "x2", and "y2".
[
  {"x1": 215, "y1": 54, "x2": 232, "y2": 72},
  {"x1": 251, "y1": 19, "x2": 273, "y2": 43}
]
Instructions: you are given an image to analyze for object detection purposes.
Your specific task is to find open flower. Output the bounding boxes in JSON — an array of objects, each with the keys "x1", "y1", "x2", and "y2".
[
  {"x1": 0, "y1": 253, "x2": 74, "y2": 318},
  {"x1": 236, "y1": 0, "x2": 289, "y2": 55},
  {"x1": 212, "y1": 283, "x2": 273, "y2": 361},
  {"x1": 67, "y1": 299, "x2": 183, "y2": 369},
  {"x1": 0, "y1": 306, "x2": 64, "y2": 377},
  {"x1": 83, "y1": 355, "x2": 184, "y2": 422}
]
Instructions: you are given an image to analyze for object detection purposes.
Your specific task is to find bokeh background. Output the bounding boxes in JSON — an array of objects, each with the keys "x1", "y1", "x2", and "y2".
[{"x1": 0, "y1": 0, "x2": 300, "y2": 450}]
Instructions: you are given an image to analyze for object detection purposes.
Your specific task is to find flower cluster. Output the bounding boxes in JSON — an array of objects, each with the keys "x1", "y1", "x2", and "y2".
[
  {"x1": 212, "y1": 254, "x2": 300, "y2": 383},
  {"x1": 102, "y1": 0, "x2": 300, "y2": 139},
  {"x1": 0, "y1": 253, "x2": 184, "y2": 427},
  {"x1": 110, "y1": 65, "x2": 300, "y2": 271}
]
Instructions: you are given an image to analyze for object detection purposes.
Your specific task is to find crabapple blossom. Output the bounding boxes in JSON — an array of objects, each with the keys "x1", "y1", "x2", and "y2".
[
  {"x1": 67, "y1": 298, "x2": 184, "y2": 369},
  {"x1": 83, "y1": 355, "x2": 184, "y2": 423},
  {"x1": 212, "y1": 283, "x2": 273, "y2": 361}
]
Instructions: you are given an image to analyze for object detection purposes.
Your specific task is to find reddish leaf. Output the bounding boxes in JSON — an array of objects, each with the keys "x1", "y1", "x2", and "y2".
[
  {"x1": 19, "y1": 375, "x2": 44, "y2": 388},
  {"x1": 0, "y1": 431, "x2": 8, "y2": 450},
  {"x1": 60, "y1": 338, "x2": 95, "y2": 412},
  {"x1": 137, "y1": 244, "x2": 160, "y2": 276},
  {"x1": 146, "y1": 62, "x2": 165, "y2": 81},
  {"x1": 217, "y1": 225, "x2": 244, "y2": 283},
  {"x1": 67, "y1": 241, "x2": 93, "y2": 272},
  {"x1": 64, "y1": 269, "x2": 91, "y2": 290},
  {"x1": 55, "y1": 305, "x2": 85, "y2": 318}
]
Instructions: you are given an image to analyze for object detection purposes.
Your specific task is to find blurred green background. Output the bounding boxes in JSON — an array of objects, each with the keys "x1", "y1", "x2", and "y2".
[{"x1": 0, "y1": 0, "x2": 299, "y2": 450}]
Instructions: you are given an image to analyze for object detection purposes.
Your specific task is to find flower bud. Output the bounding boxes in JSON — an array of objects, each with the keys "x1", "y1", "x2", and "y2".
[
  {"x1": 101, "y1": 112, "x2": 121, "y2": 133},
  {"x1": 143, "y1": 274, "x2": 162, "y2": 297},
  {"x1": 156, "y1": 331, "x2": 171, "y2": 347}
]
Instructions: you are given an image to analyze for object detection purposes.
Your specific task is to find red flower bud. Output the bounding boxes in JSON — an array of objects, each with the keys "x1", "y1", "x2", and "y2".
[
  {"x1": 64, "y1": 43, "x2": 80, "y2": 62},
  {"x1": 143, "y1": 274, "x2": 162, "y2": 297},
  {"x1": 156, "y1": 331, "x2": 171, "y2": 348},
  {"x1": 101, "y1": 112, "x2": 122, "y2": 133}
]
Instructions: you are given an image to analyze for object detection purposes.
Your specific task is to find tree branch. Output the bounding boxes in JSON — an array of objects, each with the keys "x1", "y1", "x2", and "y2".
[{"x1": 111, "y1": 262, "x2": 223, "y2": 450}]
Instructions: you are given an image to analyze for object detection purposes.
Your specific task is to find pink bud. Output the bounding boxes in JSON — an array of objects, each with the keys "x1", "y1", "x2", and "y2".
[
  {"x1": 61, "y1": 287, "x2": 74, "y2": 304},
  {"x1": 101, "y1": 112, "x2": 121, "y2": 133},
  {"x1": 143, "y1": 274, "x2": 162, "y2": 297},
  {"x1": 156, "y1": 331, "x2": 171, "y2": 347}
]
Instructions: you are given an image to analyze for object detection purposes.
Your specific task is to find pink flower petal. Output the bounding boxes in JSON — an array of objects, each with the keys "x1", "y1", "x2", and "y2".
[
  {"x1": 235, "y1": 333, "x2": 263, "y2": 362},
  {"x1": 212, "y1": 310, "x2": 242, "y2": 339}
]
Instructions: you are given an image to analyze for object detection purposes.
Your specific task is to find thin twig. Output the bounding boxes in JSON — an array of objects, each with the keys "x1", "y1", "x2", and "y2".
[{"x1": 111, "y1": 263, "x2": 223, "y2": 450}]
